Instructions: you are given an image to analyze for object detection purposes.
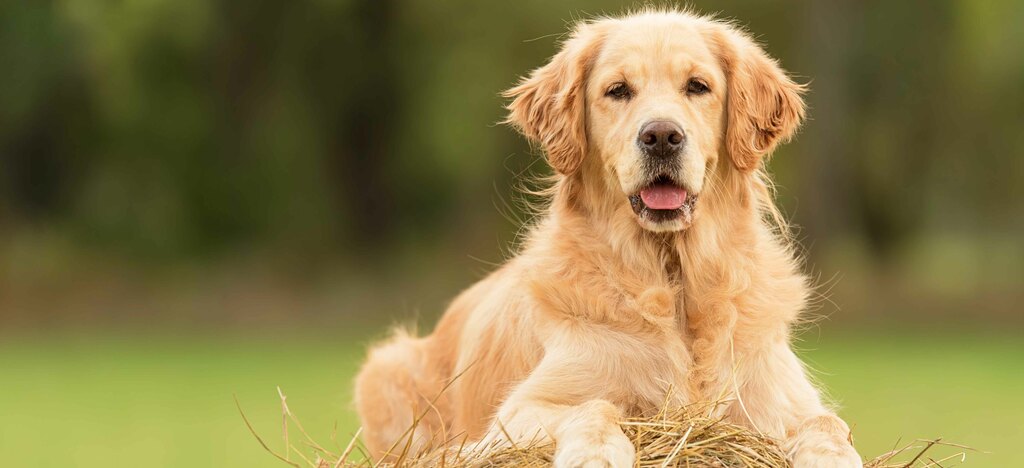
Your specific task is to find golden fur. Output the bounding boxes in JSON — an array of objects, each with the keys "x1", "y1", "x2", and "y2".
[{"x1": 355, "y1": 10, "x2": 861, "y2": 467}]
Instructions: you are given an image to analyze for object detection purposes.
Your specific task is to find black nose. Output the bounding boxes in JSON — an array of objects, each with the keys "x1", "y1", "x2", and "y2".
[{"x1": 638, "y1": 121, "x2": 685, "y2": 158}]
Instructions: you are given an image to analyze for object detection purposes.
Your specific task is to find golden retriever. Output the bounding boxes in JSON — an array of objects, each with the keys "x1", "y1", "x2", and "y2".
[{"x1": 355, "y1": 9, "x2": 862, "y2": 468}]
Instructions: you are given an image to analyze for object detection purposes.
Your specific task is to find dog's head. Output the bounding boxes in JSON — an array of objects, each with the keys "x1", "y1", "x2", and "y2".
[{"x1": 505, "y1": 11, "x2": 805, "y2": 232}]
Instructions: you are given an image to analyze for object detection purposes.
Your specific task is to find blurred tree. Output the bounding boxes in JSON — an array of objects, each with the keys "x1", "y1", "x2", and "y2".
[
  {"x1": 793, "y1": 0, "x2": 860, "y2": 251},
  {"x1": 850, "y1": 2, "x2": 956, "y2": 259},
  {"x1": 0, "y1": 2, "x2": 91, "y2": 225},
  {"x1": 327, "y1": 0, "x2": 400, "y2": 250}
]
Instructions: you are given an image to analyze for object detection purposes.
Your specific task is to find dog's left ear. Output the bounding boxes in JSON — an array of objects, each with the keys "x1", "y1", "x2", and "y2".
[
  {"x1": 712, "y1": 25, "x2": 807, "y2": 171},
  {"x1": 503, "y1": 23, "x2": 605, "y2": 176}
]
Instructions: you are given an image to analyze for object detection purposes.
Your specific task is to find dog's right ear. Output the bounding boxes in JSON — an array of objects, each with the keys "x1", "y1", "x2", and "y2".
[{"x1": 503, "y1": 23, "x2": 605, "y2": 176}]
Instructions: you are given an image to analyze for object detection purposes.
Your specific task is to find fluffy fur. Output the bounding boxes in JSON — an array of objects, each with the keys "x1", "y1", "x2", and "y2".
[{"x1": 355, "y1": 10, "x2": 861, "y2": 468}]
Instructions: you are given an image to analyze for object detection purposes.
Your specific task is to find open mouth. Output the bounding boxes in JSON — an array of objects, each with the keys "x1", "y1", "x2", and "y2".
[{"x1": 628, "y1": 175, "x2": 698, "y2": 224}]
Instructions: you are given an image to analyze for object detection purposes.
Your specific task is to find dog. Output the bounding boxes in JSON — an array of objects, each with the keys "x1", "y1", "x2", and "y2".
[{"x1": 355, "y1": 9, "x2": 862, "y2": 468}]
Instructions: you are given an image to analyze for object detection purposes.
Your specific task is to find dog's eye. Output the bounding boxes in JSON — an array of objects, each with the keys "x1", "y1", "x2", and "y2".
[
  {"x1": 686, "y1": 78, "x2": 710, "y2": 95},
  {"x1": 605, "y1": 82, "x2": 633, "y2": 101}
]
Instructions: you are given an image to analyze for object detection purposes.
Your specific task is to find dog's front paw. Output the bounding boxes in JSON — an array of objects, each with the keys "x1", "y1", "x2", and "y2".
[
  {"x1": 788, "y1": 415, "x2": 863, "y2": 468},
  {"x1": 552, "y1": 430, "x2": 635, "y2": 468},
  {"x1": 792, "y1": 443, "x2": 862, "y2": 468}
]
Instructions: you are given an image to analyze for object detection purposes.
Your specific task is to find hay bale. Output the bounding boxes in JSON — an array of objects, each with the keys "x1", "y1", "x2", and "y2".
[
  {"x1": 407, "y1": 404, "x2": 790, "y2": 467},
  {"x1": 240, "y1": 391, "x2": 969, "y2": 468}
]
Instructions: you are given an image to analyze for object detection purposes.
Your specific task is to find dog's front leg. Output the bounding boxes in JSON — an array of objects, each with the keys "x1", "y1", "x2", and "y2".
[
  {"x1": 732, "y1": 338, "x2": 862, "y2": 468},
  {"x1": 475, "y1": 348, "x2": 635, "y2": 468}
]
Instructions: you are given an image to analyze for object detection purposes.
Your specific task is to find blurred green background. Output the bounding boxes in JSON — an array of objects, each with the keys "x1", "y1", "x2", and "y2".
[{"x1": 1, "y1": 1, "x2": 1021, "y2": 467}]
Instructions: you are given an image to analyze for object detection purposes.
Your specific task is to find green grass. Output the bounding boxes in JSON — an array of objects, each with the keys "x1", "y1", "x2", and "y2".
[
  {"x1": 801, "y1": 332, "x2": 1024, "y2": 467},
  {"x1": 0, "y1": 330, "x2": 1020, "y2": 467}
]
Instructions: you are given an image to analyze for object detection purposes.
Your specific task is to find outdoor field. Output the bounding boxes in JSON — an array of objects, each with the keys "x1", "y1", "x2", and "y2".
[
  {"x1": 2, "y1": 1, "x2": 1022, "y2": 468},
  {"x1": 2, "y1": 330, "x2": 1020, "y2": 467}
]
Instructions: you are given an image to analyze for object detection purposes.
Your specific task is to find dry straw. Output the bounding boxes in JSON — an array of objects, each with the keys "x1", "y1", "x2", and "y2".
[{"x1": 238, "y1": 388, "x2": 971, "y2": 468}]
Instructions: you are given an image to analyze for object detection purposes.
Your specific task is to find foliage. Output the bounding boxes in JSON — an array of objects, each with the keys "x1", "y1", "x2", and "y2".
[{"x1": 1, "y1": 1, "x2": 1022, "y2": 260}]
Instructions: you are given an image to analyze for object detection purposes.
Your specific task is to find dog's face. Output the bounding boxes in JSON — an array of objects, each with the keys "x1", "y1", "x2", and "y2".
[
  {"x1": 506, "y1": 12, "x2": 805, "y2": 232},
  {"x1": 586, "y1": 18, "x2": 725, "y2": 231}
]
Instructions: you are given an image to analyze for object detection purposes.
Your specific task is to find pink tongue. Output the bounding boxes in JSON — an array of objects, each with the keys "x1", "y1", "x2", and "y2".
[{"x1": 640, "y1": 185, "x2": 687, "y2": 210}]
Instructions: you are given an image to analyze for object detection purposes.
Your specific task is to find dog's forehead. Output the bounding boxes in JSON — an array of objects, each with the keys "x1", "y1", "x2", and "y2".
[{"x1": 593, "y1": 18, "x2": 719, "y2": 84}]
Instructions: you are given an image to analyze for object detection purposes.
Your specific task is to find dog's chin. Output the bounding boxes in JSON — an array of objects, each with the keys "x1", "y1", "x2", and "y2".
[{"x1": 627, "y1": 176, "x2": 698, "y2": 233}]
